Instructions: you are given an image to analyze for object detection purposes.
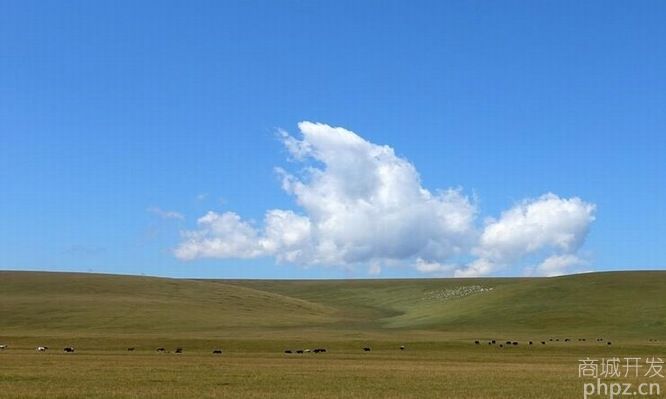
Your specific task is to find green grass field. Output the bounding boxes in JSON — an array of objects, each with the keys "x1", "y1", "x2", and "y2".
[{"x1": 1, "y1": 271, "x2": 664, "y2": 398}]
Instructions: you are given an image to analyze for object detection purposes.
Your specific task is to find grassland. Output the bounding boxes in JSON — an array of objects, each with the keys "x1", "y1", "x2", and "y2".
[{"x1": 1, "y1": 271, "x2": 665, "y2": 398}]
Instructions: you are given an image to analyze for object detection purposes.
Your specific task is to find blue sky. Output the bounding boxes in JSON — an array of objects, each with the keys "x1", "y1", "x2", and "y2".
[{"x1": 1, "y1": 1, "x2": 664, "y2": 278}]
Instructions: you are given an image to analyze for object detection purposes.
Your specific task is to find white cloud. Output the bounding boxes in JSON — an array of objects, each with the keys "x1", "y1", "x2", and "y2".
[
  {"x1": 414, "y1": 258, "x2": 455, "y2": 275},
  {"x1": 175, "y1": 122, "x2": 596, "y2": 277},
  {"x1": 148, "y1": 207, "x2": 185, "y2": 221},
  {"x1": 174, "y1": 212, "x2": 261, "y2": 259},
  {"x1": 454, "y1": 194, "x2": 596, "y2": 277},
  {"x1": 532, "y1": 254, "x2": 587, "y2": 277},
  {"x1": 454, "y1": 258, "x2": 495, "y2": 278},
  {"x1": 175, "y1": 122, "x2": 477, "y2": 267}
]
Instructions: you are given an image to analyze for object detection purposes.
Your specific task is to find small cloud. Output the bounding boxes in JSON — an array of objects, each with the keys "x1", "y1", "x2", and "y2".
[
  {"x1": 148, "y1": 207, "x2": 185, "y2": 221},
  {"x1": 196, "y1": 193, "x2": 208, "y2": 202},
  {"x1": 413, "y1": 258, "x2": 455, "y2": 275},
  {"x1": 532, "y1": 254, "x2": 589, "y2": 277}
]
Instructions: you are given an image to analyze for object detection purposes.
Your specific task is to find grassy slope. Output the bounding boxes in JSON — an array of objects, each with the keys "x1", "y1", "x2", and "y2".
[
  {"x1": 1, "y1": 271, "x2": 664, "y2": 339},
  {"x1": 0, "y1": 272, "x2": 341, "y2": 336}
]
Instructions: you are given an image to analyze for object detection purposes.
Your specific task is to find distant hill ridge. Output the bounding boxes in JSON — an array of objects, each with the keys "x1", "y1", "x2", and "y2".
[{"x1": 1, "y1": 271, "x2": 664, "y2": 338}]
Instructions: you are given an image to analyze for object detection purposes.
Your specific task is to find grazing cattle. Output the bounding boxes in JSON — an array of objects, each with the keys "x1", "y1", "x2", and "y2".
[
  {"x1": 213, "y1": 350, "x2": 223, "y2": 354},
  {"x1": 63, "y1": 347, "x2": 75, "y2": 353},
  {"x1": 175, "y1": 347, "x2": 183, "y2": 354},
  {"x1": 499, "y1": 344, "x2": 504, "y2": 348},
  {"x1": 555, "y1": 339, "x2": 560, "y2": 342},
  {"x1": 363, "y1": 347, "x2": 371, "y2": 352},
  {"x1": 512, "y1": 342, "x2": 518, "y2": 346},
  {"x1": 474, "y1": 340, "x2": 480, "y2": 345},
  {"x1": 0, "y1": 344, "x2": 6, "y2": 350},
  {"x1": 313, "y1": 348, "x2": 327, "y2": 353},
  {"x1": 506, "y1": 341, "x2": 512, "y2": 345},
  {"x1": 156, "y1": 347, "x2": 166, "y2": 353},
  {"x1": 127, "y1": 347, "x2": 135, "y2": 352},
  {"x1": 400, "y1": 345, "x2": 405, "y2": 350},
  {"x1": 284, "y1": 350, "x2": 292, "y2": 354},
  {"x1": 564, "y1": 338, "x2": 570, "y2": 342},
  {"x1": 304, "y1": 349, "x2": 311, "y2": 353},
  {"x1": 296, "y1": 350, "x2": 304, "y2": 354},
  {"x1": 607, "y1": 342, "x2": 612, "y2": 345},
  {"x1": 541, "y1": 341, "x2": 546, "y2": 345},
  {"x1": 491, "y1": 340, "x2": 496, "y2": 344},
  {"x1": 529, "y1": 341, "x2": 533, "y2": 345},
  {"x1": 549, "y1": 338, "x2": 553, "y2": 342},
  {"x1": 36, "y1": 346, "x2": 48, "y2": 352}
]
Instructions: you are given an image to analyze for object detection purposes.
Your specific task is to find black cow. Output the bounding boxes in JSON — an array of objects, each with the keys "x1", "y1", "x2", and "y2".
[
  {"x1": 296, "y1": 350, "x2": 304, "y2": 354},
  {"x1": 284, "y1": 350, "x2": 292, "y2": 354},
  {"x1": 529, "y1": 341, "x2": 533, "y2": 345},
  {"x1": 63, "y1": 347, "x2": 75, "y2": 353},
  {"x1": 607, "y1": 342, "x2": 612, "y2": 345},
  {"x1": 127, "y1": 347, "x2": 135, "y2": 352},
  {"x1": 313, "y1": 348, "x2": 327, "y2": 353},
  {"x1": 512, "y1": 342, "x2": 518, "y2": 346},
  {"x1": 541, "y1": 341, "x2": 546, "y2": 345},
  {"x1": 491, "y1": 340, "x2": 496, "y2": 344},
  {"x1": 175, "y1": 347, "x2": 183, "y2": 354},
  {"x1": 156, "y1": 347, "x2": 166, "y2": 353},
  {"x1": 564, "y1": 338, "x2": 570, "y2": 342},
  {"x1": 213, "y1": 350, "x2": 223, "y2": 354},
  {"x1": 363, "y1": 347, "x2": 371, "y2": 352},
  {"x1": 499, "y1": 344, "x2": 504, "y2": 348},
  {"x1": 474, "y1": 340, "x2": 480, "y2": 345}
]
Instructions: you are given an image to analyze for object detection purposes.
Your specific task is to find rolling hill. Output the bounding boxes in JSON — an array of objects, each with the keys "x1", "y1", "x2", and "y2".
[{"x1": 0, "y1": 271, "x2": 664, "y2": 339}]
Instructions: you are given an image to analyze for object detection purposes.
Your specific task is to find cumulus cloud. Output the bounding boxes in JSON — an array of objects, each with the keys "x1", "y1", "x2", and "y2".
[
  {"x1": 453, "y1": 194, "x2": 596, "y2": 277},
  {"x1": 175, "y1": 122, "x2": 596, "y2": 277}
]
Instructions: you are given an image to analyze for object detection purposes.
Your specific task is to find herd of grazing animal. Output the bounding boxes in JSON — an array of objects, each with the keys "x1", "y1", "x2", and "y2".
[
  {"x1": 284, "y1": 348, "x2": 327, "y2": 354},
  {"x1": 284, "y1": 345, "x2": 407, "y2": 354},
  {"x1": 476, "y1": 337, "x2": 619, "y2": 347},
  {"x1": 2, "y1": 339, "x2": 662, "y2": 356},
  {"x1": 30, "y1": 346, "x2": 73, "y2": 352}
]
